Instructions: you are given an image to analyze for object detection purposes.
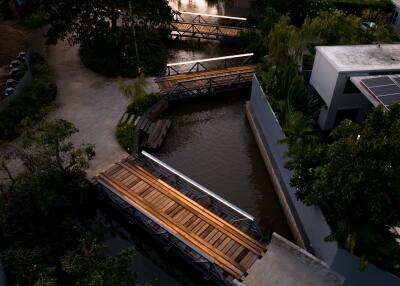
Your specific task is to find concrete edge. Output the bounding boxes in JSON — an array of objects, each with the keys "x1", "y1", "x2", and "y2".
[
  {"x1": 245, "y1": 101, "x2": 309, "y2": 250},
  {"x1": 271, "y1": 233, "x2": 345, "y2": 284}
]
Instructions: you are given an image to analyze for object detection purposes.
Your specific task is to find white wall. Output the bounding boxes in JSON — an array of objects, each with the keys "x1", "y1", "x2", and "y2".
[
  {"x1": 311, "y1": 50, "x2": 373, "y2": 130},
  {"x1": 310, "y1": 50, "x2": 339, "y2": 106}
]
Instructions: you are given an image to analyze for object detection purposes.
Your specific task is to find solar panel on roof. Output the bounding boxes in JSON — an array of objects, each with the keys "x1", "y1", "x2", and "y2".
[
  {"x1": 369, "y1": 85, "x2": 400, "y2": 96},
  {"x1": 360, "y1": 76, "x2": 400, "y2": 108},
  {"x1": 392, "y1": 77, "x2": 400, "y2": 86},
  {"x1": 378, "y1": 93, "x2": 400, "y2": 106},
  {"x1": 361, "y1": 76, "x2": 394, "y2": 88}
]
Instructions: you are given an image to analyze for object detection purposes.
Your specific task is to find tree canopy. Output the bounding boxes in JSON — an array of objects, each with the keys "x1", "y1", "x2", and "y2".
[
  {"x1": 0, "y1": 119, "x2": 136, "y2": 285},
  {"x1": 44, "y1": 0, "x2": 172, "y2": 45},
  {"x1": 287, "y1": 105, "x2": 400, "y2": 270},
  {"x1": 302, "y1": 9, "x2": 394, "y2": 46}
]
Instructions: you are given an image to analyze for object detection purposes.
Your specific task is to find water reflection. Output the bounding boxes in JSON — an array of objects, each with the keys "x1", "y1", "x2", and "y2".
[
  {"x1": 169, "y1": 0, "x2": 223, "y2": 15},
  {"x1": 169, "y1": 0, "x2": 252, "y2": 16}
]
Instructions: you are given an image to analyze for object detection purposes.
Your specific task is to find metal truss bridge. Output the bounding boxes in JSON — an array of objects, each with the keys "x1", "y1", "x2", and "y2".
[
  {"x1": 156, "y1": 53, "x2": 257, "y2": 100},
  {"x1": 96, "y1": 151, "x2": 266, "y2": 286},
  {"x1": 170, "y1": 11, "x2": 253, "y2": 40}
]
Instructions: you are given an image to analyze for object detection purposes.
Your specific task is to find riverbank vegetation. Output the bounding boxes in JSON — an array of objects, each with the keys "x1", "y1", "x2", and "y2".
[
  {"x1": 0, "y1": 119, "x2": 137, "y2": 285},
  {"x1": 0, "y1": 53, "x2": 57, "y2": 142},
  {"x1": 116, "y1": 75, "x2": 162, "y2": 152}
]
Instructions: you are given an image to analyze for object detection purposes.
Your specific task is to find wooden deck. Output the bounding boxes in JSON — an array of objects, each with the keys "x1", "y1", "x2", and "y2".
[
  {"x1": 97, "y1": 158, "x2": 266, "y2": 280},
  {"x1": 171, "y1": 22, "x2": 248, "y2": 38},
  {"x1": 156, "y1": 65, "x2": 257, "y2": 96}
]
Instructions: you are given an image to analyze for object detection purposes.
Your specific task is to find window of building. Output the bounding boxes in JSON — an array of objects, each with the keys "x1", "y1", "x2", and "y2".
[
  {"x1": 392, "y1": 11, "x2": 399, "y2": 25},
  {"x1": 334, "y1": 109, "x2": 359, "y2": 127},
  {"x1": 344, "y1": 79, "x2": 360, "y2": 94}
]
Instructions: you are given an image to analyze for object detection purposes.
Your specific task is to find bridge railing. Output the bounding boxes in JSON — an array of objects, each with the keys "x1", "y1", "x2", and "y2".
[
  {"x1": 138, "y1": 151, "x2": 264, "y2": 240},
  {"x1": 96, "y1": 180, "x2": 231, "y2": 285},
  {"x1": 172, "y1": 10, "x2": 252, "y2": 28},
  {"x1": 162, "y1": 53, "x2": 254, "y2": 76},
  {"x1": 164, "y1": 70, "x2": 255, "y2": 99}
]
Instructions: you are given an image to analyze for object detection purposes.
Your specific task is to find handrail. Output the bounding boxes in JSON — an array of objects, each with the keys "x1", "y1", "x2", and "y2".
[
  {"x1": 98, "y1": 180, "x2": 215, "y2": 263},
  {"x1": 167, "y1": 53, "x2": 254, "y2": 67},
  {"x1": 141, "y1": 151, "x2": 255, "y2": 221},
  {"x1": 176, "y1": 69, "x2": 255, "y2": 84},
  {"x1": 178, "y1": 11, "x2": 247, "y2": 21}
]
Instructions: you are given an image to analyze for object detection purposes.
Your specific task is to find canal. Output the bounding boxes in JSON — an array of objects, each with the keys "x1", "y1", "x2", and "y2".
[{"x1": 102, "y1": 1, "x2": 292, "y2": 285}]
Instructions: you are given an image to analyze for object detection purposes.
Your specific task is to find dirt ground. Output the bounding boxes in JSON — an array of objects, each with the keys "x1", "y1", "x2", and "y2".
[
  {"x1": 0, "y1": 21, "x2": 32, "y2": 65},
  {"x1": 0, "y1": 21, "x2": 32, "y2": 83}
]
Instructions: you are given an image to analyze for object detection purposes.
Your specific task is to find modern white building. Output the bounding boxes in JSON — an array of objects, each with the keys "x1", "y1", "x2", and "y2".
[
  {"x1": 310, "y1": 44, "x2": 400, "y2": 130},
  {"x1": 392, "y1": 0, "x2": 400, "y2": 28}
]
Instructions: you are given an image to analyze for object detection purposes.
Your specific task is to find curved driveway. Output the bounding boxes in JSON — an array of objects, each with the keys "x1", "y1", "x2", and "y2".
[{"x1": 47, "y1": 41, "x2": 129, "y2": 178}]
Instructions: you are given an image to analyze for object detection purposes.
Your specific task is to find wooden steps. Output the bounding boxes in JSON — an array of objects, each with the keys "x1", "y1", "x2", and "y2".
[
  {"x1": 97, "y1": 158, "x2": 266, "y2": 280},
  {"x1": 137, "y1": 117, "x2": 171, "y2": 150}
]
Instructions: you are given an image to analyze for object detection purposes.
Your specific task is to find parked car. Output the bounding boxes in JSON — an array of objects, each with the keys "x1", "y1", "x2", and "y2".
[
  {"x1": 8, "y1": 68, "x2": 20, "y2": 80},
  {"x1": 5, "y1": 87, "x2": 15, "y2": 97},
  {"x1": 5, "y1": 79, "x2": 18, "y2": 88},
  {"x1": 9, "y1": 60, "x2": 19, "y2": 71},
  {"x1": 362, "y1": 21, "x2": 377, "y2": 30},
  {"x1": 17, "y1": 51, "x2": 26, "y2": 61}
]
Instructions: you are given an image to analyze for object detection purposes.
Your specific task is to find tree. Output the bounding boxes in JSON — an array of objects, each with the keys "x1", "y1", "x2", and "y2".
[
  {"x1": 301, "y1": 9, "x2": 394, "y2": 46},
  {"x1": 268, "y1": 16, "x2": 304, "y2": 69},
  {"x1": 61, "y1": 235, "x2": 136, "y2": 285},
  {"x1": 287, "y1": 105, "x2": 400, "y2": 270},
  {"x1": 240, "y1": 6, "x2": 281, "y2": 58},
  {"x1": 300, "y1": 0, "x2": 335, "y2": 19},
  {"x1": 118, "y1": 73, "x2": 147, "y2": 103},
  {"x1": 44, "y1": 0, "x2": 172, "y2": 45},
  {"x1": 0, "y1": 119, "x2": 136, "y2": 285}
]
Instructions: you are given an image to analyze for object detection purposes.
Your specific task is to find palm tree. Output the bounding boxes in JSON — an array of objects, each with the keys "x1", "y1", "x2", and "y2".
[{"x1": 117, "y1": 73, "x2": 147, "y2": 103}]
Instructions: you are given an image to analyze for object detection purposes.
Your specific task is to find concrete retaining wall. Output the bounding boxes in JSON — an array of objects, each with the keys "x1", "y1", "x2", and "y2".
[
  {"x1": 246, "y1": 75, "x2": 400, "y2": 285},
  {"x1": 246, "y1": 76, "x2": 337, "y2": 262}
]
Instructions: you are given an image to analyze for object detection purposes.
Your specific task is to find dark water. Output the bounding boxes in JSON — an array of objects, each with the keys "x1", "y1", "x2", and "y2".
[
  {"x1": 101, "y1": 1, "x2": 292, "y2": 285},
  {"x1": 157, "y1": 96, "x2": 291, "y2": 236}
]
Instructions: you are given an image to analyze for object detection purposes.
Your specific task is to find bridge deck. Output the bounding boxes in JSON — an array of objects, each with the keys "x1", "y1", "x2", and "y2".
[
  {"x1": 156, "y1": 65, "x2": 257, "y2": 95},
  {"x1": 171, "y1": 22, "x2": 248, "y2": 38},
  {"x1": 97, "y1": 158, "x2": 266, "y2": 280}
]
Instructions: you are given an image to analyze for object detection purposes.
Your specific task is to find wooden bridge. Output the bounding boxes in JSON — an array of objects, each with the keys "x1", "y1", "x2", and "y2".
[
  {"x1": 156, "y1": 54, "x2": 257, "y2": 100},
  {"x1": 171, "y1": 11, "x2": 253, "y2": 40},
  {"x1": 96, "y1": 151, "x2": 266, "y2": 285}
]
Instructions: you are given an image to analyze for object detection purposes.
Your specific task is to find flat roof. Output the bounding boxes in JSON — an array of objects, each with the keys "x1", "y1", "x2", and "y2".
[{"x1": 317, "y1": 44, "x2": 400, "y2": 73}]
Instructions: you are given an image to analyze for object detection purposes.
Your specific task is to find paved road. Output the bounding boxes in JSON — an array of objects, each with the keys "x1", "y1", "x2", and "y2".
[{"x1": 46, "y1": 41, "x2": 130, "y2": 178}]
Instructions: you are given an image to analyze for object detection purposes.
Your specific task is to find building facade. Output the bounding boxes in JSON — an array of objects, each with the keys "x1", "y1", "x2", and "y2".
[{"x1": 310, "y1": 44, "x2": 400, "y2": 130}]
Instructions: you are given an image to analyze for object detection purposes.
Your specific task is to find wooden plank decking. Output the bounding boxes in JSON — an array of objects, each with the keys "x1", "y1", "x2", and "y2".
[
  {"x1": 97, "y1": 158, "x2": 266, "y2": 280},
  {"x1": 156, "y1": 65, "x2": 257, "y2": 95}
]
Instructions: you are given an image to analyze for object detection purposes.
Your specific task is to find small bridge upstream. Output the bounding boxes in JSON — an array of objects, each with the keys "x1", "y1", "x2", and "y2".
[
  {"x1": 170, "y1": 11, "x2": 253, "y2": 40},
  {"x1": 96, "y1": 151, "x2": 266, "y2": 286},
  {"x1": 156, "y1": 53, "x2": 257, "y2": 100}
]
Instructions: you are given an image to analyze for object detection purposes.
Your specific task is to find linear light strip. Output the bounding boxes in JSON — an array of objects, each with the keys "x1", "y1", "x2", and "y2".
[
  {"x1": 167, "y1": 53, "x2": 254, "y2": 67},
  {"x1": 180, "y1": 11, "x2": 247, "y2": 21},
  {"x1": 141, "y1": 151, "x2": 255, "y2": 221}
]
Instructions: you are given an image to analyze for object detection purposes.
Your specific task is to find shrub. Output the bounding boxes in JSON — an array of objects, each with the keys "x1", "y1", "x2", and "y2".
[
  {"x1": 127, "y1": 93, "x2": 161, "y2": 115},
  {"x1": 0, "y1": 53, "x2": 57, "y2": 140},
  {"x1": 80, "y1": 28, "x2": 167, "y2": 78},
  {"x1": 116, "y1": 123, "x2": 135, "y2": 152},
  {"x1": 330, "y1": 0, "x2": 392, "y2": 14}
]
